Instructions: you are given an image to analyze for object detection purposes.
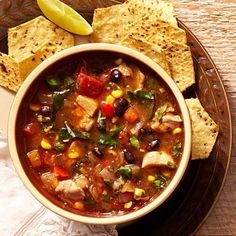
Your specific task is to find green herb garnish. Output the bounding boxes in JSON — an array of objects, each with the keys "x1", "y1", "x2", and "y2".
[
  {"x1": 102, "y1": 194, "x2": 111, "y2": 202},
  {"x1": 59, "y1": 122, "x2": 90, "y2": 142},
  {"x1": 52, "y1": 89, "x2": 69, "y2": 113},
  {"x1": 97, "y1": 134, "x2": 117, "y2": 147},
  {"x1": 167, "y1": 161, "x2": 176, "y2": 169},
  {"x1": 136, "y1": 90, "x2": 155, "y2": 100},
  {"x1": 156, "y1": 104, "x2": 167, "y2": 121},
  {"x1": 54, "y1": 142, "x2": 65, "y2": 151},
  {"x1": 153, "y1": 172, "x2": 169, "y2": 191},
  {"x1": 117, "y1": 166, "x2": 132, "y2": 180},
  {"x1": 46, "y1": 75, "x2": 61, "y2": 88},
  {"x1": 110, "y1": 125, "x2": 121, "y2": 137},
  {"x1": 85, "y1": 198, "x2": 95, "y2": 205},
  {"x1": 130, "y1": 136, "x2": 140, "y2": 149},
  {"x1": 59, "y1": 128, "x2": 71, "y2": 142},
  {"x1": 64, "y1": 76, "x2": 75, "y2": 86},
  {"x1": 171, "y1": 141, "x2": 182, "y2": 158}
]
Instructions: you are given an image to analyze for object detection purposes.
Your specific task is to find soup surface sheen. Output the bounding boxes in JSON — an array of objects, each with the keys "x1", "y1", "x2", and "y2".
[{"x1": 21, "y1": 53, "x2": 184, "y2": 216}]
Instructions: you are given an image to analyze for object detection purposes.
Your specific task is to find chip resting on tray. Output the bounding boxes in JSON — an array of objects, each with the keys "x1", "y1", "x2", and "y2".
[
  {"x1": 120, "y1": 35, "x2": 171, "y2": 75},
  {"x1": 0, "y1": 52, "x2": 21, "y2": 92},
  {"x1": 185, "y1": 98, "x2": 219, "y2": 160}
]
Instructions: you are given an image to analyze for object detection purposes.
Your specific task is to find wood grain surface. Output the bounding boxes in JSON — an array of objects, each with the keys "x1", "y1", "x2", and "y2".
[{"x1": 174, "y1": 1, "x2": 236, "y2": 235}]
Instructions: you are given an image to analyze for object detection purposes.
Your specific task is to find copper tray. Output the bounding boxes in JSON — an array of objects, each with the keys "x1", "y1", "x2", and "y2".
[{"x1": 0, "y1": 1, "x2": 232, "y2": 235}]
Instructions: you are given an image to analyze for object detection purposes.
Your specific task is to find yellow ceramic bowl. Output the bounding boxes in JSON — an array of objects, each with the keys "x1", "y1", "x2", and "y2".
[{"x1": 8, "y1": 43, "x2": 191, "y2": 225}]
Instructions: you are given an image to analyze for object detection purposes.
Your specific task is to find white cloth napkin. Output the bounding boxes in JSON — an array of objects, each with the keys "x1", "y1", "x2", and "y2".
[{"x1": 0, "y1": 131, "x2": 117, "y2": 236}]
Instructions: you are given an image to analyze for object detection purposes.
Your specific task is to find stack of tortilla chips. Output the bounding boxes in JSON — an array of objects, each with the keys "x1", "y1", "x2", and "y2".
[
  {"x1": 0, "y1": 16, "x2": 74, "y2": 92},
  {"x1": 91, "y1": 0, "x2": 219, "y2": 159}
]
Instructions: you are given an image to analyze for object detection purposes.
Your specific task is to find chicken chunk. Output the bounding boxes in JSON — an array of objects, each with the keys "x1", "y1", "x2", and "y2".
[
  {"x1": 76, "y1": 95, "x2": 98, "y2": 116},
  {"x1": 142, "y1": 151, "x2": 176, "y2": 168},
  {"x1": 100, "y1": 166, "x2": 116, "y2": 183},
  {"x1": 41, "y1": 172, "x2": 58, "y2": 192},
  {"x1": 150, "y1": 110, "x2": 182, "y2": 133},
  {"x1": 117, "y1": 63, "x2": 133, "y2": 77},
  {"x1": 129, "y1": 65, "x2": 145, "y2": 90},
  {"x1": 78, "y1": 116, "x2": 95, "y2": 131},
  {"x1": 55, "y1": 175, "x2": 89, "y2": 200}
]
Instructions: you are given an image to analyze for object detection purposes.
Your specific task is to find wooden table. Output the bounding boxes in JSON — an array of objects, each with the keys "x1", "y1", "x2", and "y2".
[{"x1": 174, "y1": 1, "x2": 236, "y2": 235}]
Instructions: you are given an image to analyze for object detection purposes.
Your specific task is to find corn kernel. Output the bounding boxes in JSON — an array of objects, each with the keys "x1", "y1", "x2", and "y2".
[
  {"x1": 103, "y1": 190, "x2": 108, "y2": 195},
  {"x1": 29, "y1": 103, "x2": 41, "y2": 111},
  {"x1": 68, "y1": 151, "x2": 80, "y2": 158},
  {"x1": 112, "y1": 90, "x2": 123, "y2": 98},
  {"x1": 159, "y1": 88, "x2": 165, "y2": 93},
  {"x1": 79, "y1": 167, "x2": 87, "y2": 175},
  {"x1": 124, "y1": 201, "x2": 133, "y2": 209},
  {"x1": 134, "y1": 188, "x2": 145, "y2": 200},
  {"x1": 172, "y1": 128, "x2": 182, "y2": 135},
  {"x1": 106, "y1": 95, "x2": 115, "y2": 104},
  {"x1": 147, "y1": 175, "x2": 156, "y2": 182},
  {"x1": 74, "y1": 201, "x2": 84, "y2": 210},
  {"x1": 41, "y1": 138, "x2": 52, "y2": 150}
]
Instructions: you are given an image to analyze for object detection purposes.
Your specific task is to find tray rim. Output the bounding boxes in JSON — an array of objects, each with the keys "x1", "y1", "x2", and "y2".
[{"x1": 176, "y1": 19, "x2": 233, "y2": 235}]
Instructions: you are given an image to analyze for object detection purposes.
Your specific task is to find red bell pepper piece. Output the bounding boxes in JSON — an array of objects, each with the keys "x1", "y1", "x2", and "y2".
[
  {"x1": 77, "y1": 73, "x2": 105, "y2": 98},
  {"x1": 100, "y1": 103, "x2": 115, "y2": 118},
  {"x1": 53, "y1": 165, "x2": 69, "y2": 178}
]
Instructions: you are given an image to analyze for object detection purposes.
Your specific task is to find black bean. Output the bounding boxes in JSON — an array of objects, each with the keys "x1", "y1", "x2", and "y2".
[
  {"x1": 110, "y1": 69, "x2": 122, "y2": 83},
  {"x1": 123, "y1": 149, "x2": 135, "y2": 164},
  {"x1": 115, "y1": 98, "x2": 129, "y2": 117},
  {"x1": 92, "y1": 147, "x2": 103, "y2": 158},
  {"x1": 41, "y1": 106, "x2": 51, "y2": 115},
  {"x1": 148, "y1": 139, "x2": 160, "y2": 151},
  {"x1": 140, "y1": 127, "x2": 153, "y2": 135}
]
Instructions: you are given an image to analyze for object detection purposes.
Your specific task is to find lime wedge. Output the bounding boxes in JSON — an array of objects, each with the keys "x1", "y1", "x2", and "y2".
[{"x1": 37, "y1": 0, "x2": 93, "y2": 35}]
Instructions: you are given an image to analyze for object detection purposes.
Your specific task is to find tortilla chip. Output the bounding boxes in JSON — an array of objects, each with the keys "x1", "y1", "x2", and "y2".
[
  {"x1": 128, "y1": 18, "x2": 186, "y2": 46},
  {"x1": 124, "y1": 22, "x2": 194, "y2": 91},
  {"x1": 124, "y1": 0, "x2": 177, "y2": 27},
  {"x1": 0, "y1": 52, "x2": 21, "y2": 92},
  {"x1": 119, "y1": 35, "x2": 171, "y2": 75},
  {"x1": 8, "y1": 16, "x2": 74, "y2": 61},
  {"x1": 18, "y1": 41, "x2": 62, "y2": 80},
  {"x1": 185, "y1": 98, "x2": 219, "y2": 160}
]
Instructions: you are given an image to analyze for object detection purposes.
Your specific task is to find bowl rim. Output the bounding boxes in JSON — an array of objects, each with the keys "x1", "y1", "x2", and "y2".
[{"x1": 8, "y1": 43, "x2": 191, "y2": 225}]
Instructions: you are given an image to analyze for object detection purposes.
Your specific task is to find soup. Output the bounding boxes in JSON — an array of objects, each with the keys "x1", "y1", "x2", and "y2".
[{"x1": 21, "y1": 52, "x2": 184, "y2": 216}]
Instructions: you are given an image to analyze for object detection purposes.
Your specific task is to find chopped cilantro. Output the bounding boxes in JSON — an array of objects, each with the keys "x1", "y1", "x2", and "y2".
[
  {"x1": 156, "y1": 104, "x2": 167, "y2": 121},
  {"x1": 153, "y1": 172, "x2": 169, "y2": 191},
  {"x1": 171, "y1": 141, "x2": 182, "y2": 158},
  {"x1": 117, "y1": 166, "x2": 132, "y2": 180}
]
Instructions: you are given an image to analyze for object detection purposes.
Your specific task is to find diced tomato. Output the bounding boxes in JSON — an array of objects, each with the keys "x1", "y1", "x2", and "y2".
[
  {"x1": 77, "y1": 73, "x2": 105, "y2": 98},
  {"x1": 23, "y1": 123, "x2": 37, "y2": 136},
  {"x1": 124, "y1": 107, "x2": 140, "y2": 124},
  {"x1": 53, "y1": 165, "x2": 69, "y2": 178},
  {"x1": 100, "y1": 103, "x2": 115, "y2": 118},
  {"x1": 118, "y1": 131, "x2": 129, "y2": 145}
]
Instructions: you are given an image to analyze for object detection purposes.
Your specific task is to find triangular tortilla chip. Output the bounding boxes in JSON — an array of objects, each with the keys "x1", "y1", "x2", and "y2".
[
  {"x1": 0, "y1": 52, "x2": 21, "y2": 92},
  {"x1": 185, "y1": 98, "x2": 219, "y2": 160},
  {"x1": 8, "y1": 16, "x2": 74, "y2": 62}
]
